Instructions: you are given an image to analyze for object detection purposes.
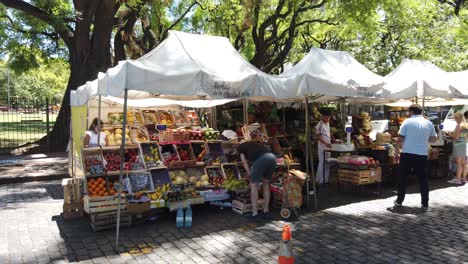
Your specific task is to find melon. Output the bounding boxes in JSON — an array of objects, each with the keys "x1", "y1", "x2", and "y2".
[
  {"x1": 201, "y1": 174, "x2": 209, "y2": 182},
  {"x1": 169, "y1": 171, "x2": 176, "y2": 180},
  {"x1": 189, "y1": 176, "x2": 197, "y2": 184}
]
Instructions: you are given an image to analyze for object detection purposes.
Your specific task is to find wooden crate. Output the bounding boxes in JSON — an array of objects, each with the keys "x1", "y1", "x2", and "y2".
[
  {"x1": 84, "y1": 195, "x2": 126, "y2": 214},
  {"x1": 369, "y1": 167, "x2": 382, "y2": 183},
  {"x1": 338, "y1": 169, "x2": 372, "y2": 185},
  {"x1": 232, "y1": 199, "x2": 264, "y2": 215},
  {"x1": 90, "y1": 210, "x2": 131, "y2": 232},
  {"x1": 63, "y1": 201, "x2": 84, "y2": 219},
  {"x1": 62, "y1": 178, "x2": 82, "y2": 204}
]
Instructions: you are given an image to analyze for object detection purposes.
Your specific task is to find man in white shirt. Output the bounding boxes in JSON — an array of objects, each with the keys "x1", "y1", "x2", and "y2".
[
  {"x1": 315, "y1": 109, "x2": 332, "y2": 184},
  {"x1": 394, "y1": 104, "x2": 437, "y2": 210}
]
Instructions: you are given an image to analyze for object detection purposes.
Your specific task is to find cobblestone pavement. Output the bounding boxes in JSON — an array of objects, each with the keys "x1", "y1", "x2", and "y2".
[{"x1": 0, "y1": 180, "x2": 467, "y2": 264}]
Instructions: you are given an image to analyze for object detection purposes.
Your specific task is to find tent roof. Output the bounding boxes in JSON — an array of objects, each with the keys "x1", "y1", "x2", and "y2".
[
  {"x1": 383, "y1": 59, "x2": 466, "y2": 99},
  {"x1": 71, "y1": 31, "x2": 303, "y2": 106},
  {"x1": 280, "y1": 48, "x2": 385, "y2": 99},
  {"x1": 280, "y1": 48, "x2": 383, "y2": 85}
]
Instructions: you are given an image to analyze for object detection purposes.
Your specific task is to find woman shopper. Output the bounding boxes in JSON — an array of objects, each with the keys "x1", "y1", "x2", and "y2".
[
  {"x1": 447, "y1": 112, "x2": 468, "y2": 185},
  {"x1": 83, "y1": 117, "x2": 109, "y2": 147},
  {"x1": 239, "y1": 130, "x2": 276, "y2": 220}
]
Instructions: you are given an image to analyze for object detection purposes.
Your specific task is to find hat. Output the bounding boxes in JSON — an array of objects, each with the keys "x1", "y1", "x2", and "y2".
[{"x1": 289, "y1": 169, "x2": 307, "y2": 180}]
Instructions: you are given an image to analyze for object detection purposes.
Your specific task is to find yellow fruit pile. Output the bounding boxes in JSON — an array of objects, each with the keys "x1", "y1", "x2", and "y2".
[{"x1": 148, "y1": 184, "x2": 171, "y2": 200}]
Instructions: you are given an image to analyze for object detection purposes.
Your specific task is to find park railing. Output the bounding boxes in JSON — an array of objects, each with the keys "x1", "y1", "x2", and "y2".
[{"x1": 0, "y1": 97, "x2": 61, "y2": 154}]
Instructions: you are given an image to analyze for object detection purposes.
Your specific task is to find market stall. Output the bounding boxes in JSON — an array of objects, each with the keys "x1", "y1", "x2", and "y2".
[{"x1": 69, "y1": 30, "x2": 332, "y2": 250}]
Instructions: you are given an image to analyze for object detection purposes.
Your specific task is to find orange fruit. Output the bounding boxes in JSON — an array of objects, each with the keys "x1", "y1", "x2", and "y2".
[
  {"x1": 103, "y1": 192, "x2": 109, "y2": 196},
  {"x1": 98, "y1": 191, "x2": 104, "y2": 196},
  {"x1": 89, "y1": 179, "x2": 96, "y2": 184}
]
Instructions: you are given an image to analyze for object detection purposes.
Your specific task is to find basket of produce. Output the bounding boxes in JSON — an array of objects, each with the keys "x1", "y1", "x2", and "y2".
[
  {"x1": 110, "y1": 126, "x2": 131, "y2": 146},
  {"x1": 157, "y1": 110, "x2": 174, "y2": 126},
  {"x1": 125, "y1": 148, "x2": 145, "y2": 171},
  {"x1": 189, "y1": 129, "x2": 204, "y2": 140},
  {"x1": 130, "y1": 125, "x2": 149, "y2": 144},
  {"x1": 127, "y1": 171, "x2": 155, "y2": 193},
  {"x1": 221, "y1": 163, "x2": 241, "y2": 180},
  {"x1": 86, "y1": 177, "x2": 113, "y2": 197},
  {"x1": 141, "y1": 110, "x2": 159, "y2": 125},
  {"x1": 185, "y1": 110, "x2": 201, "y2": 126},
  {"x1": 102, "y1": 148, "x2": 121, "y2": 173},
  {"x1": 146, "y1": 124, "x2": 159, "y2": 141},
  {"x1": 159, "y1": 143, "x2": 180, "y2": 166},
  {"x1": 172, "y1": 110, "x2": 189, "y2": 127},
  {"x1": 203, "y1": 128, "x2": 220, "y2": 140},
  {"x1": 108, "y1": 112, "x2": 124, "y2": 125},
  {"x1": 126, "y1": 110, "x2": 144, "y2": 126},
  {"x1": 140, "y1": 142, "x2": 163, "y2": 168},
  {"x1": 175, "y1": 142, "x2": 196, "y2": 164},
  {"x1": 82, "y1": 148, "x2": 105, "y2": 176},
  {"x1": 205, "y1": 167, "x2": 225, "y2": 188},
  {"x1": 191, "y1": 141, "x2": 206, "y2": 162}
]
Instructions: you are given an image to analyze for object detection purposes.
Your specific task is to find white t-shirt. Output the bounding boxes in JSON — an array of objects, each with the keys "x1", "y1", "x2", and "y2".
[
  {"x1": 85, "y1": 131, "x2": 106, "y2": 146},
  {"x1": 315, "y1": 121, "x2": 331, "y2": 150}
]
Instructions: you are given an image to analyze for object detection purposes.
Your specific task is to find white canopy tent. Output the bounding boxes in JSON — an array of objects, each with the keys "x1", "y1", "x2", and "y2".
[
  {"x1": 382, "y1": 59, "x2": 467, "y2": 100},
  {"x1": 71, "y1": 30, "x2": 305, "y2": 106},
  {"x1": 447, "y1": 70, "x2": 468, "y2": 97},
  {"x1": 280, "y1": 48, "x2": 386, "y2": 101}
]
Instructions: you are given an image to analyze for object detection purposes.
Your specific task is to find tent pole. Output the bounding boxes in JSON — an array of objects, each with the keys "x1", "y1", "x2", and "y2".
[
  {"x1": 282, "y1": 102, "x2": 286, "y2": 134},
  {"x1": 97, "y1": 95, "x2": 102, "y2": 145},
  {"x1": 305, "y1": 96, "x2": 318, "y2": 210},
  {"x1": 243, "y1": 98, "x2": 248, "y2": 124},
  {"x1": 115, "y1": 88, "x2": 128, "y2": 252},
  {"x1": 305, "y1": 97, "x2": 311, "y2": 209}
]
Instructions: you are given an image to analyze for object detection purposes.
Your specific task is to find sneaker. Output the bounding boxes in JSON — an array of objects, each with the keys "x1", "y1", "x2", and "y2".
[
  {"x1": 263, "y1": 211, "x2": 273, "y2": 220},
  {"x1": 393, "y1": 200, "x2": 402, "y2": 207},
  {"x1": 447, "y1": 178, "x2": 462, "y2": 185}
]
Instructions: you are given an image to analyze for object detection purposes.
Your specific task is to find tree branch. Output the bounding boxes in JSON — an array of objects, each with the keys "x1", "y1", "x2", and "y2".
[
  {"x1": 0, "y1": 0, "x2": 74, "y2": 47},
  {"x1": 161, "y1": 1, "x2": 204, "y2": 40}
]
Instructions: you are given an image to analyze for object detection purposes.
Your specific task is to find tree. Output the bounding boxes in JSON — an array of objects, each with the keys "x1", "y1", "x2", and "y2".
[
  {"x1": 438, "y1": 0, "x2": 466, "y2": 15},
  {"x1": 0, "y1": 0, "x2": 201, "y2": 151},
  {"x1": 192, "y1": 0, "x2": 336, "y2": 73}
]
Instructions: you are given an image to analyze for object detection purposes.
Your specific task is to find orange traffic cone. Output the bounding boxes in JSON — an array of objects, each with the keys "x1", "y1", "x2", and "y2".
[{"x1": 278, "y1": 224, "x2": 294, "y2": 264}]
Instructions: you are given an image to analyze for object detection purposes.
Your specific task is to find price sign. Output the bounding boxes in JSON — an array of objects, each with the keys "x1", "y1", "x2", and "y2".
[{"x1": 345, "y1": 127, "x2": 353, "y2": 133}]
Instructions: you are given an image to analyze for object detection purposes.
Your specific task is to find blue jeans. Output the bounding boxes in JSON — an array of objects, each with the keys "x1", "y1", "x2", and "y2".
[{"x1": 250, "y1": 153, "x2": 277, "y2": 183}]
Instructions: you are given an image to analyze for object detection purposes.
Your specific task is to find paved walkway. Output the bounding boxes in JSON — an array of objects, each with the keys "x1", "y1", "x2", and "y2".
[
  {"x1": 0, "y1": 153, "x2": 68, "y2": 184},
  {"x1": 0, "y1": 179, "x2": 467, "y2": 263}
]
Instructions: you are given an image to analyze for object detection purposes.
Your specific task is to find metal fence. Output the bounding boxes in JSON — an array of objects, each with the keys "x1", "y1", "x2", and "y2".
[{"x1": 0, "y1": 97, "x2": 61, "y2": 154}]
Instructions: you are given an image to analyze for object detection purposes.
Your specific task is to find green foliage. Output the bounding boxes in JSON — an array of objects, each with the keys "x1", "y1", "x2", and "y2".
[{"x1": 0, "y1": 58, "x2": 69, "y2": 100}]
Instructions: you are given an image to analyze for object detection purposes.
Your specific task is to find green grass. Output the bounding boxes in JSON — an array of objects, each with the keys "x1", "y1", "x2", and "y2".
[{"x1": 0, "y1": 113, "x2": 57, "y2": 150}]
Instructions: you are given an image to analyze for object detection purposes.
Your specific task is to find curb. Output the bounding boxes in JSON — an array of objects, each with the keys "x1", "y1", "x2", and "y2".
[{"x1": 0, "y1": 173, "x2": 70, "y2": 185}]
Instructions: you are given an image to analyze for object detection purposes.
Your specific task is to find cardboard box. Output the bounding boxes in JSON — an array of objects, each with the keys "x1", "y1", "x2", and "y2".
[{"x1": 126, "y1": 201, "x2": 150, "y2": 214}]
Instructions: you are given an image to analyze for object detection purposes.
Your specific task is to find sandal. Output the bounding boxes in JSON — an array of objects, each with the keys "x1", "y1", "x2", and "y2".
[{"x1": 447, "y1": 178, "x2": 462, "y2": 185}]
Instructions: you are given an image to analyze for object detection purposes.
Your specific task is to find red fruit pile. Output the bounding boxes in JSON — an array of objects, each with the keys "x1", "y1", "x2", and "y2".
[
  {"x1": 124, "y1": 149, "x2": 139, "y2": 171},
  {"x1": 177, "y1": 146, "x2": 191, "y2": 161},
  {"x1": 209, "y1": 176, "x2": 224, "y2": 187},
  {"x1": 104, "y1": 151, "x2": 121, "y2": 172}
]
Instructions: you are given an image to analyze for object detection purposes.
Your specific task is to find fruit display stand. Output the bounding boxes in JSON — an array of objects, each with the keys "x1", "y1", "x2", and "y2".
[
  {"x1": 84, "y1": 195, "x2": 127, "y2": 214},
  {"x1": 140, "y1": 142, "x2": 164, "y2": 169}
]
